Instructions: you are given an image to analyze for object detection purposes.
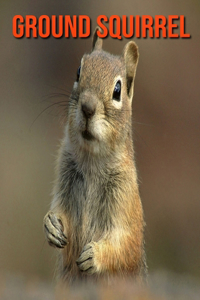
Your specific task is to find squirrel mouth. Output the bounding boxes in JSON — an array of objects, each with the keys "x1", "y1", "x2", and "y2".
[{"x1": 82, "y1": 130, "x2": 95, "y2": 141}]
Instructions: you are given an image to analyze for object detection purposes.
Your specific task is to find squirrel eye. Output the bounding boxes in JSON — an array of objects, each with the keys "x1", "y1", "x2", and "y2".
[
  {"x1": 113, "y1": 80, "x2": 121, "y2": 101},
  {"x1": 76, "y1": 66, "x2": 81, "y2": 82}
]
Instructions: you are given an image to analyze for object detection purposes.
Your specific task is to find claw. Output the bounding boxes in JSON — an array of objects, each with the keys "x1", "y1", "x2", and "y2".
[
  {"x1": 76, "y1": 243, "x2": 96, "y2": 274},
  {"x1": 44, "y1": 212, "x2": 67, "y2": 249}
]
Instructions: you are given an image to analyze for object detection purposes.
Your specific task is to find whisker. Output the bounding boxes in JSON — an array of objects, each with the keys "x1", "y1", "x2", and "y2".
[
  {"x1": 133, "y1": 121, "x2": 155, "y2": 127},
  {"x1": 45, "y1": 83, "x2": 71, "y2": 93},
  {"x1": 29, "y1": 100, "x2": 69, "y2": 130},
  {"x1": 43, "y1": 93, "x2": 71, "y2": 101},
  {"x1": 133, "y1": 129, "x2": 156, "y2": 159}
]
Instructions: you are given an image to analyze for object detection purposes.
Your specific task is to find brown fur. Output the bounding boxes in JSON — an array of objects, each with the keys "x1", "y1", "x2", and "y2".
[{"x1": 43, "y1": 27, "x2": 147, "y2": 284}]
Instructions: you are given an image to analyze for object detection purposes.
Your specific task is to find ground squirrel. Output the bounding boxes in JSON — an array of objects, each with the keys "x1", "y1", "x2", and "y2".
[{"x1": 43, "y1": 27, "x2": 147, "y2": 283}]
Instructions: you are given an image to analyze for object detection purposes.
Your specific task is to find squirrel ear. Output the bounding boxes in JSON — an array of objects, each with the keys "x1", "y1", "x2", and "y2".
[
  {"x1": 122, "y1": 41, "x2": 139, "y2": 97},
  {"x1": 92, "y1": 27, "x2": 103, "y2": 51}
]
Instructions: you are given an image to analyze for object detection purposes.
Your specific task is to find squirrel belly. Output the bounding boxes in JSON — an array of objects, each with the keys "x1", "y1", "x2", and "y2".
[{"x1": 43, "y1": 27, "x2": 147, "y2": 283}]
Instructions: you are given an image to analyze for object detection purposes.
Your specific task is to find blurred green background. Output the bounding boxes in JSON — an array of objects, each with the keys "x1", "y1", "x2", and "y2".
[{"x1": 0, "y1": 0, "x2": 200, "y2": 291}]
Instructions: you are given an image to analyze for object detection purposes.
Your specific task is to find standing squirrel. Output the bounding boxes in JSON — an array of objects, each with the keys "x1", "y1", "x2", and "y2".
[{"x1": 43, "y1": 27, "x2": 147, "y2": 283}]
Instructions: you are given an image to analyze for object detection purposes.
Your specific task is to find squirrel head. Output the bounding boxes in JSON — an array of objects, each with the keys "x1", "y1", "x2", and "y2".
[{"x1": 67, "y1": 27, "x2": 139, "y2": 157}]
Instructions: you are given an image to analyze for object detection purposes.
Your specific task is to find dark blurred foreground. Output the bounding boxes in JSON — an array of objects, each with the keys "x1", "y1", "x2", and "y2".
[{"x1": 0, "y1": 271, "x2": 200, "y2": 300}]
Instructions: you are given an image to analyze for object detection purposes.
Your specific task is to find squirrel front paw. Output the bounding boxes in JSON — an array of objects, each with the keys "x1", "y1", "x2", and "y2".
[
  {"x1": 76, "y1": 242, "x2": 98, "y2": 275},
  {"x1": 43, "y1": 211, "x2": 67, "y2": 249}
]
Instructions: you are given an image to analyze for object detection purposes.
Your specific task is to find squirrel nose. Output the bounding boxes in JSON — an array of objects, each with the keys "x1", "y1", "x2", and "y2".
[{"x1": 81, "y1": 99, "x2": 96, "y2": 119}]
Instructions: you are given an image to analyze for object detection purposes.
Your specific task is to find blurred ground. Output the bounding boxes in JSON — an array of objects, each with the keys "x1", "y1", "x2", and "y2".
[
  {"x1": 0, "y1": 271, "x2": 200, "y2": 300},
  {"x1": 0, "y1": 0, "x2": 200, "y2": 296}
]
